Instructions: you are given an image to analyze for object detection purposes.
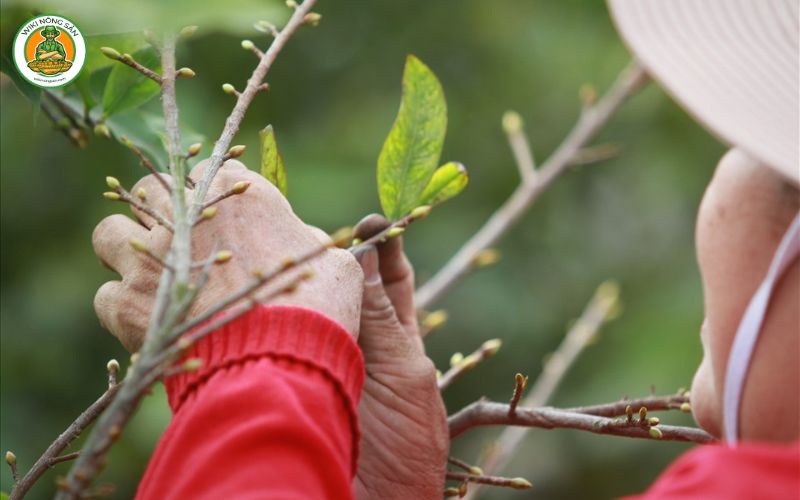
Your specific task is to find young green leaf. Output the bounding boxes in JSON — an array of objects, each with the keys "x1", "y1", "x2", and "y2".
[
  {"x1": 259, "y1": 125, "x2": 288, "y2": 196},
  {"x1": 102, "y1": 47, "x2": 161, "y2": 118},
  {"x1": 418, "y1": 161, "x2": 469, "y2": 206},
  {"x1": 377, "y1": 55, "x2": 447, "y2": 220}
]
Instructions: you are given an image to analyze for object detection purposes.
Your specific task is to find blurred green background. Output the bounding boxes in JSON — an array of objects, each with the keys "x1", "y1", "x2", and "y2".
[{"x1": 1, "y1": 0, "x2": 724, "y2": 498}]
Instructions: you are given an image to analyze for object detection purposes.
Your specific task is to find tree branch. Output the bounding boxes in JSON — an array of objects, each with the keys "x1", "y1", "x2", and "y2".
[
  {"x1": 438, "y1": 338, "x2": 502, "y2": 391},
  {"x1": 448, "y1": 400, "x2": 715, "y2": 444},
  {"x1": 414, "y1": 62, "x2": 648, "y2": 309}
]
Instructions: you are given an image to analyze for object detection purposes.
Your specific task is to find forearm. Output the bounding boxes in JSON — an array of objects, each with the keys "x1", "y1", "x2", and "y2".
[{"x1": 136, "y1": 305, "x2": 364, "y2": 499}]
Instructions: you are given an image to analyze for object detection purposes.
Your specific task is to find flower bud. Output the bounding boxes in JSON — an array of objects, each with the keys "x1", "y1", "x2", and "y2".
[
  {"x1": 201, "y1": 206, "x2": 218, "y2": 220},
  {"x1": 105, "y1": 176, "x2": 120, "y2": 190},
  {"x1": 215, "y1": 250, "x2": 234, "y2": 264},
  {"x1": 422, "y1": 310, "x2": 448, "y2": 332},
  {"x1": 222, "y1": 83, "x2": 236, "y2": 95},
  {"x1": 449, "y1": 352, "x2": 464, "y2": 367},
  {"x1": 286, "y1": 0, "x2": 298, "y2": 8},
  {"x1": 515, "y1": 372, "x2": 528, "y2": 390},
  {"x1": 136, "y1": 187, "x2": 147, "y2": 200},
  {"x1": 304, "y1": 12, "x2": 322, "y2": 26},
  {"x1": 103, "y1": 191, "x2": 121, "y2": 201},
  {"x1": 680, "y1": 402, "x2": 691, "y2": 413},
  {"x1": 227, "y1": 144, "x2": 246, "y2": 158},
  {"x1": 502, "y1": 110, "x2": 523, "y2": 134},
  {"x1": 386, "y1": 226, "x2": 405, "y2": 239},
  {"x1": 120, "y1": 53, "x2": 133, "y2": 63},
  {"x1": 482, "y1": 338, "x2": 502, "y2": 357},
  {"x1": 177, "y1": 67, "x2": 195, "y2": 78},
  {"x1": 129, "y1": 238, "x2": 147, "y2": 253},
  {"x1": 625, "y1": 404, "x2": 634, "y2": 421},
  {"x1": 472, "y1": 248, "x2": 501, "y2": 268},
  {"x1": 469, "y1": 466, "x2": 484, "y2": 476},
  {"x1": 94, "y1": 123, "x2": 111, "y2": 138},
  {"x1": 648, "y1": 427, "x2": 663, "y2": 439},
  {"x1": 100, "y1": 46, "x2": 121, "y2": 60},
  {"x1": 443, "y1": 488, "x2": 460, "y2": 498},
  {"x1": 330, "y1": 226, "x2": 354, "y2": 247},
  {"x1": 241, "y1": 39, "x2": 255, "y2": 51},
  {"x1": 5, "y1": 450, "x2": 17, "y2": 466},
  {"x1": 182, "y1": 358, "x2": 203, "y2": 371},
  {"x1": 410, "y1": 205, "x2": 432, "y2": 220},
  {"x1": 639, "y1": 406, "x2": 648, "y2": 420},
  {"x1": 106, "y1": 359, "x2": 120, "y2": 374},
  {"x1": 231, "y1": 180, "x2": 251, "y2": 194},
  {"x1": 648, "y1": 417, "x2": 660, "y2": 426},
  {"x1": 180, "y1": 25, "x2": 198, "y2": 39},
  {"x1": 510, "y1": 477, "x2": 533, "y2": 489},
  {"x1": 187, "y1": 143, "x2": 202, "y2": 157}
]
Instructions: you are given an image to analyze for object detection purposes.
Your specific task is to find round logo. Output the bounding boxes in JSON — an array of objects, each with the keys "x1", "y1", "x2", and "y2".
[{"x1": 13, "y1": 15, "x2": 86, "y2": 88}]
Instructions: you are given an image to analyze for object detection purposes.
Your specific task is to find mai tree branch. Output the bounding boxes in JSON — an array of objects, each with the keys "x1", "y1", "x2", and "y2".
[{"x1": 415, "y1": 62, "x2": 648, "y2": 310}]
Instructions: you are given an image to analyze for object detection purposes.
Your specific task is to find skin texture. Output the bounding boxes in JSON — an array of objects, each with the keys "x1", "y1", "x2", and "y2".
[
  {"x1": 92, "y1": 164, "x2": 448, "y2": 495},
  {"x1": 692, "y1": 148, "x2": 800, "y2": 442},
  {"x1": 351, "y1": 215, "x2": 449, "y2": 499}
]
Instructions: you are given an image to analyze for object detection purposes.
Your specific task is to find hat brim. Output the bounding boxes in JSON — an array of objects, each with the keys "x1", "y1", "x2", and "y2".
[{"x1": 608, "y1": 0, "x2": 799, "y2": 184}]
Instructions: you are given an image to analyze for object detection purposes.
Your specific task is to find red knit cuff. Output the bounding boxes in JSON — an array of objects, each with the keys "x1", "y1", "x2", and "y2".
[{"x1": 165, "y1": 305, "x2": 365, "y2": 416}]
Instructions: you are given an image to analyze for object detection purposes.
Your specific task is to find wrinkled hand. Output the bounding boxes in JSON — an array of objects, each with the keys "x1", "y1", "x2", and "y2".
[
  {"x1": 352, "y1": 215, "x2": 449, "y2": 499},
  {"x1": 92, "y1": 159, "x2": 363, "y2": 352}
]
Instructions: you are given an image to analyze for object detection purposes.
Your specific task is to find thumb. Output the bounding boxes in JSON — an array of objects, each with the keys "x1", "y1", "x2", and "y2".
[{"x1": 354, "y1": 245, "x2": 423, "y2": 358}]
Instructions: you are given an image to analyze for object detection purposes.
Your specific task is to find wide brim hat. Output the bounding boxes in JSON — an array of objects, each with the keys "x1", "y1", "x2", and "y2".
[
  {"x1": 41, "y1": 26, "x2": 60, "y2": 36},
  {"x1": 607, "y1": 0, "x2": 799, "y2": 185}
]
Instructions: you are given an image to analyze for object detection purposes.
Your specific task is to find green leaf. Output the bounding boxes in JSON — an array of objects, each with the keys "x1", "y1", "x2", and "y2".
[
  {"x1": 84, "y1": 33, "x2": 148, "y2": 75},
  {"x1": 418, "y1": 162, "x2": 469, "y2": 206},
  {"x1": 1, "y1": 490, "x2": 9, "y2": 500},
  {"x1": 1, "y1": 54, "x2": 41, "y2": 115},
  {"x1": 259, "y1": 125, "x2": 288, "y2": 196},
  {"x1": 102, "y1": 47, "x2": 161, "y2": 118},
  {"x1": 377, "y1": 55, "x2": 447, "y2": 220}
]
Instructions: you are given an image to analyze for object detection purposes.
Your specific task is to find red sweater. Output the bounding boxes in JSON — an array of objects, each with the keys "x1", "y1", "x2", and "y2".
[{"x1": 136, "y1": 305, "x2": 364, "y2": 499}]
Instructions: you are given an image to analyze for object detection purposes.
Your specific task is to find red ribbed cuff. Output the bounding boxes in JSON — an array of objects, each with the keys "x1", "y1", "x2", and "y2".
[{"x1": 165, "y1": 304, "x2": 364, "y2": 418}]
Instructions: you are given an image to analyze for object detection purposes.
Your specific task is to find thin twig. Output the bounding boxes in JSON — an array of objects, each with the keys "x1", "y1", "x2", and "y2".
[
  {"x1": 508, "y1": 373, "x2": 527, "y2": 417},
  {"x1": 438, "y1": 338, "x2": 502, "y2": 391},
  {"x1": 47, "y1": 452, "x2": 81, "y2": 467},
  {"x1": 117, "y1": 54, "x2": 163, "y2": 84},
  {"x1": 566, "y1": 393, "x2": 692, "y2": 417},
  {"x1": 415, "y1": 62, "x2": 648, "y2": 309},
  {"x1": 448, "y1": 401, "x2": 715, "y2": 443},
  {"x1": 188, "y1": 0, "x2": 318, "y2": 222},
  {"x1": 9, "y1": 381, "x2": 120, "y2": 500},
  {"x1": 446, "y1": 471, "x2": 532, "y2": 490},
  {"x1": 463, "y1": 280, "x2": 620, "y2": 499},
  {"x1": 115, "y1": 187, "x2": 174, "y2": 232},
  {"x1": 448, "y1": 456, "x2": 480, "y2": 474},
  {"x1": 121, "y1": 138, "x2": 171, "y2": 193}
]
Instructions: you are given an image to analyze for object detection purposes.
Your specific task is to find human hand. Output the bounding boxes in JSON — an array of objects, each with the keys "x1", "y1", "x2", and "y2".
[
  {"x1": 352, "y1": 215, "x2": 449, "y2": 499},
  {"x1": 92, "y1": 159, "x2": 363, "y2": 352}
]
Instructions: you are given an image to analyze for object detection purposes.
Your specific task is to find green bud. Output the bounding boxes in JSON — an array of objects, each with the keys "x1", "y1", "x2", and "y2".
[
  {"x1": 201, "y1": 206, "x2": 218, "y2": 220},
  {"x1": 100, "y1": 46, "x2": 121, "y2": 60},
  {"x1": 180, "y1": 25, "x2": 199, "y2": 39},
  {"x1": 468, "y1": 466, "x2": 484, "y2": 476},
  {"x1": 177, "y1": 67, "x2": 195, "y2": 78},
  {"x1": 103, "y1": 191, "x2": 121, "y2": 201},
  {"x1": 177, "y1": 338, "x2": 192, "y2": 350},
  {"x1": 386, "y1": 226, "x2": 405, "y2": 238},
  {"x1": 231, "y1": 180, "x2": 251, "y2": 194},
  {"x1": 120, "y1": 53, "x2": 133, "y2": 63},
  {"x1": 648, "y1": 417, "x2": 660, "y2": 426},
  {"x1": 482, "y1": 338, "x2": 502, "y2": 357},
  {"x1": 136, "y1": 187, "x2": 147, "y2": 200},
  {"x1": 94, "y1": 123, "x2": 111, "y2": 138},
  {"x1": 304, "y1": 12, "x2": 322, "y2": 26},
  {"x1": 182, "y1": 358, "x2": 203, "y2": 371},
  {"x1": 241, "y1": 39, "x2": 255, "y2": 51},
  {"x1": 648, "y1": 427, "x2": 663, "y2": 439},
  {"x1": 515, "y1": 372, "x2": 529, "y2": 390},
  {"x1": 5, "y1": 450, "x2": 17, "y2": 466},
  {"x1": 330, "y1": 226, "x2": 354, "y2": 247},
  {"x1": 443, "y1": 488, "x2": 460, "y2": 498},
  {"x1": 129, "y1": 238, "x2": 147, "y2": 253},
  {"x1": 215, "y1": 250, "x2": 234, "y2": 264},
  {"x1": 222, "y1": 83, "x2": 236, "y2": 95},
  {"x1": 502, "y1": 110, "x2": 523, "y2": 134},
  {"x1": 227, "y1": 144, "x2": 246, "y2": 158},
  {"x1": 639, "y1": 406, "x2": 648, "y2": 420},
  {"x1": 286, "y1": 0, "x2": 298, "y2": 8},
  {"x1": 422, "y1": 310, "x2": 448, "y2": 331},
  {"x1": 680, "y1": 402, "x2": 692, "y2": 413},
  {"x1": 449, "y1": 352, "x2": 464, "y2": 367},
  {"x1": 105, "y1": 176, "x2": 120, "y2": 190},
  {"x1": 510, "y1": 477, "x2": 533, "y2": 489},
  {"x1": 187, "y1": 143, "x2": 202, "y2": 157},
  {"x1": 472, "y1": 248, "x2": 501, "y2": 268},
  {"x1": 106, "y1": 359, "x2": 120, "y2": 374},
  {"x1": 410, "y1": 205, "x2": 432, "y2": 220}
]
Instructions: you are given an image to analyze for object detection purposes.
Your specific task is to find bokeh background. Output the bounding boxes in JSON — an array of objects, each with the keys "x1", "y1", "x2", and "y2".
[{"x1": 1, "y1": 0, "x2": 724, "y2": 498}]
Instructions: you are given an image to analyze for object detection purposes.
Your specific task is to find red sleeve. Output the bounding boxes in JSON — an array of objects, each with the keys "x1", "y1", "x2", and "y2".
[
  {"x1": 135, "y1": 305, "x2": 365, "y2": 500},
  {"x1": 622, "y1": 440, "x2": 800, "y2": 499}
]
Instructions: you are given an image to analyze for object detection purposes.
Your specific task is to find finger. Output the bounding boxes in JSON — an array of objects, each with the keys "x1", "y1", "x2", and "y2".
[
  {"x1": 355, "y1": 214, "x2": 416, "y2": 330},
  {"x1": 129, "y1": 174, "x2": 175, "y2": 229},
  {"x1": 354, "y1": 246, "x2": 424, "y2": 355},
  {"x1": 93, "y1": 280, "x2": 143, "y2": 353},
  {"x1": 93, "y1": 214, "x2": 150, "y2": 275}
]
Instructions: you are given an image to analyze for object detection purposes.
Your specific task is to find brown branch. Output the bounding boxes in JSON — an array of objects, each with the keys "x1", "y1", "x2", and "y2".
[
  {"x1": 463, "y1": 281, "x2": 620, "y2": 498},
  {"x1": 438, "y1": 338, "x2": 502, "y2": 391},
  {"x1": 9, "y1": 378, "x2": 120, "y2": 500},
  {"x1": 120, "y1": 137, "x2": 171, "y2": 193},
  {"x1": 117, "y1": 53, "x2": 163, "y2": 84},
  {"x1": 446, "y1": 471, "x2": 532, "y2": 490},
  {"x1": 447, "y1": 456, "x2": 482, "y2": 474},
  {"x1": 448, "y1": 400, "x2": 715, "y2": 444},
  {"x1": 415, "y1": 62, "x2": 648, "y2": 309},
  {"x1": 508, "y1": 373, "x2": 527, "y2": 417},
  {"x1": 565, "y1": 393, "x2": 692, "y2": 418},
  {"x1": 188, "y1": 0, "x2": 318, "y2": 222},
  {"x1": 113, "y1": 186, "x2": 174, "y2": 232}
]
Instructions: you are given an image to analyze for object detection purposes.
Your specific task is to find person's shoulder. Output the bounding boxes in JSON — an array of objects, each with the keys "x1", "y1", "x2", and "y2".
[{"x1": 623, "y1": 441, "x2": 799, "y2": 500}]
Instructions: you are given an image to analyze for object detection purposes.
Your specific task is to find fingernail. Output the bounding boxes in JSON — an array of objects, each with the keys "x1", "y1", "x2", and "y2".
[{"x1": 354, "y1": 245, "x2": 380, "y2": 285}]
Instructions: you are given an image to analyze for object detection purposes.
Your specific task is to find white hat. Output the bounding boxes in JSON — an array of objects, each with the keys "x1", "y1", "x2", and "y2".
[
  {"x1": 608, "y1": 0, "x2": 800, "y2": 445},
  {"x1": 608, "y1": 0, "x2": 799, "y2": 185}
]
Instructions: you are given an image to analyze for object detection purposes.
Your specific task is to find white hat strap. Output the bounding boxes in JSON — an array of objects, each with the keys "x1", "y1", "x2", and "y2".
[{"x1": 723, "y1": 212, "x2": 800, "y2": 445}]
